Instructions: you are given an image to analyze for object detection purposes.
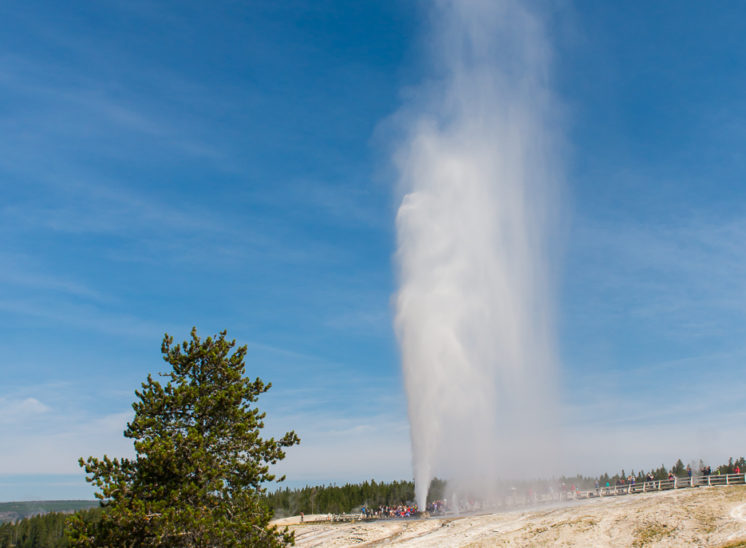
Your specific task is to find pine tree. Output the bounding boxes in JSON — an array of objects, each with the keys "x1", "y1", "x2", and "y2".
[
  {"x1": 673, "y1": 459, "x2": 685, "y2": 476},
  {"x1": 67, "y1": 328, "x2": 300, "y2": 547}
]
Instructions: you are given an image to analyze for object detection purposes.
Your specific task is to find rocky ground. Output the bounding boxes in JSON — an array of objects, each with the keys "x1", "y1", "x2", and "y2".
[{"x1": 273, "y1": 485, "x2": 746, "y2": 547}]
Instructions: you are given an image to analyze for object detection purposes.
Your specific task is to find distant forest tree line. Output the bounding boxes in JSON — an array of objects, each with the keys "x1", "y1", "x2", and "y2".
[
  {"x1": 0, "y1": 510, "x2": 99, "y2": 548},
  {"x1": 3, "y1": 457, "x2": 744, "y2": 547},
  {"x1": 265, "y1": 478, "x2": 447, "y2": 517}
]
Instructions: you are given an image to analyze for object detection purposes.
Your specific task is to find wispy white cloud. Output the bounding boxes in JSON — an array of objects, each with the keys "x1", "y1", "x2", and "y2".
[
  {"x1": 245, "y1": 177, "x2": 392, "y2": 231},
  {"x1": 561, "y1": 211, "x2": 746, "y2": 474},
  {"x1": 0, "y1": 377, "x2": 410, "y2": 486},
  {"x1": 0, "y1": 52, "x2": 227, "y2": 162},
  {"x1": 323, "y1": 306, "x2": 391, "y2": 334},
  {"x1": 561, "y1": 415, "x2": 746, "y2": 478},
  {"x1": 270, "y1": 413, "x2": 411, "y2": 486},
  {"x1": 568, "y1": 213, "x2": 746, "y2": 336},
  {"x1": 0, "y1": 254, "x2": 109, "y2": 302},
  {"x1": 0, "y1": 397, "x2": 50, "y2": 425},
  {"x1": 0, "y1": 410, "x2": 134, "y2": 474},
  {"x1": 0, "y1": 297, "x2": 172, "y2": 339}
]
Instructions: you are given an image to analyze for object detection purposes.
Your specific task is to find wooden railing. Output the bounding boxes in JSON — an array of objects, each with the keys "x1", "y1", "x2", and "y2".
[{"x1": 571, "y1": 472, "x2": 746, "y2": 499}]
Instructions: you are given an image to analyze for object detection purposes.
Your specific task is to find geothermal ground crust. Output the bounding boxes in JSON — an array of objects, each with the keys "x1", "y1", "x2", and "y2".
[{"x1": 274, "y1": 485, "x2": 746, "y2": 547}]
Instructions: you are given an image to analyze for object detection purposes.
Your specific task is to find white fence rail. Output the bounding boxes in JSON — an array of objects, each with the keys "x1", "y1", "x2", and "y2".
[{"x1": 572, "y1": 473, "x2": 746, "y2": 500}]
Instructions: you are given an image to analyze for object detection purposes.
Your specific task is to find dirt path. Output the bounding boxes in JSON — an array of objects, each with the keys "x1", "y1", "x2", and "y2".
[{"x1": 276, "y1": 485, "x2": 746, "y2": 547}]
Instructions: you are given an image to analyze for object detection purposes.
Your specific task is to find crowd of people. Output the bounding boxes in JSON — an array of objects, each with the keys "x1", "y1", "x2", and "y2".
[
  {"x1": 361, "y1": 504, "x2": 418, "y2": 518},
  {"x1": 696, "y1": 464, "x2": 740, "y2": 477},
  {"x1": 359, "y1": 499, "x2": 451, "y2": 519}
]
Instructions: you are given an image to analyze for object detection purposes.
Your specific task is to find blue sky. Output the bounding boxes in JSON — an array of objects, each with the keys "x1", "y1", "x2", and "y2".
[{"x1": 2, "y1": 0, "x2": 746, "y2": 501}]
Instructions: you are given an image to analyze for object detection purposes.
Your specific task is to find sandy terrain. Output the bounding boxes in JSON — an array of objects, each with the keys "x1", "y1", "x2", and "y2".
[{"x1": 273, "y1": 485, "x2": 746, "y2": 547}]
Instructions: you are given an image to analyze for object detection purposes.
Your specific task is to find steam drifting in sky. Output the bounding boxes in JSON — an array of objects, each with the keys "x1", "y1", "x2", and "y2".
[{"x1": 394, "y1": 0, "x2": 563, "y2": 508}]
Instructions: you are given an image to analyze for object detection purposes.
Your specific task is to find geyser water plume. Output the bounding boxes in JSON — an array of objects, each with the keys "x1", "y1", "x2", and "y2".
[{"x1": 393, "y1": 0, "x2": 563, "y2": 510}]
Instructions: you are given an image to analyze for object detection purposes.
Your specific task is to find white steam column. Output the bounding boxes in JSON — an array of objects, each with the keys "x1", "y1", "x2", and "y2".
[{"x1": 393, "y1": 0, "x2": 563, "y2": 510}]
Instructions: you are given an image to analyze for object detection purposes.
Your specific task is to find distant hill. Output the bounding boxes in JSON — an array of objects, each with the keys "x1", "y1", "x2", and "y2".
[{"x1": 0, "y1": 500, "x2": 98, "y2": 523}]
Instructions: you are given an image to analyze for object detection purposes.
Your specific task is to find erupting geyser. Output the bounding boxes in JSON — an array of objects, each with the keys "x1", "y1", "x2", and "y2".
[{"x1": 393, "y1": 0, "x2": 563, "y2": 510}]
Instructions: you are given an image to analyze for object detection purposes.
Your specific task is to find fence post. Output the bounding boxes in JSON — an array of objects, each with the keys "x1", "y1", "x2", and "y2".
[
  {"x1": 674, "y1": 477, "x2": 677, "y2": 489},
  {"x1": 727, "y1": 474, "x2": 730, "y2": 485},
  {"x1": 708, "y1": 476, "x2": 711, "y2": 487}
]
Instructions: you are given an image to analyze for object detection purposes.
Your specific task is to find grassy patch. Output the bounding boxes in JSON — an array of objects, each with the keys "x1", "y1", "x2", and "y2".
[
  {"x1": 633, "y1": 521, "x2": 674, "y2": 546},
  {"x1": 548, "y1": 516, "x2": 598, "y2": 531},
  {"x1": 717, "y1": 539, "x2": 746, "y2": 548},
  {"x1": 695, "y1": 510, "x2": 720, "y2": 533}
]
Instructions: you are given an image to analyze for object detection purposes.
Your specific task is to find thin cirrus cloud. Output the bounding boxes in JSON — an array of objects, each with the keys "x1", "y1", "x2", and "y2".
[
  {"x1": 0, "y1": 410, "x2": 135, "y2": 475},
  {"x1": 0, "y1": 397, "x2": 50, "y2": 424},
  {"x1": 557, "y1": 211, "x2": 746, "y2": 473},
  {"x1": 566, "y1": 213, "x2": 746, "y2": 337},
  {"x1": 0, "y1": 259, "x2": 109, "y2": 303}
]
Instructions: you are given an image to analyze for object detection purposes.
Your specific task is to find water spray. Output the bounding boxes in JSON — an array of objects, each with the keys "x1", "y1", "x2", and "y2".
[{"x1": 393, "y1": 0, "x2": 563, "y2": 509}]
